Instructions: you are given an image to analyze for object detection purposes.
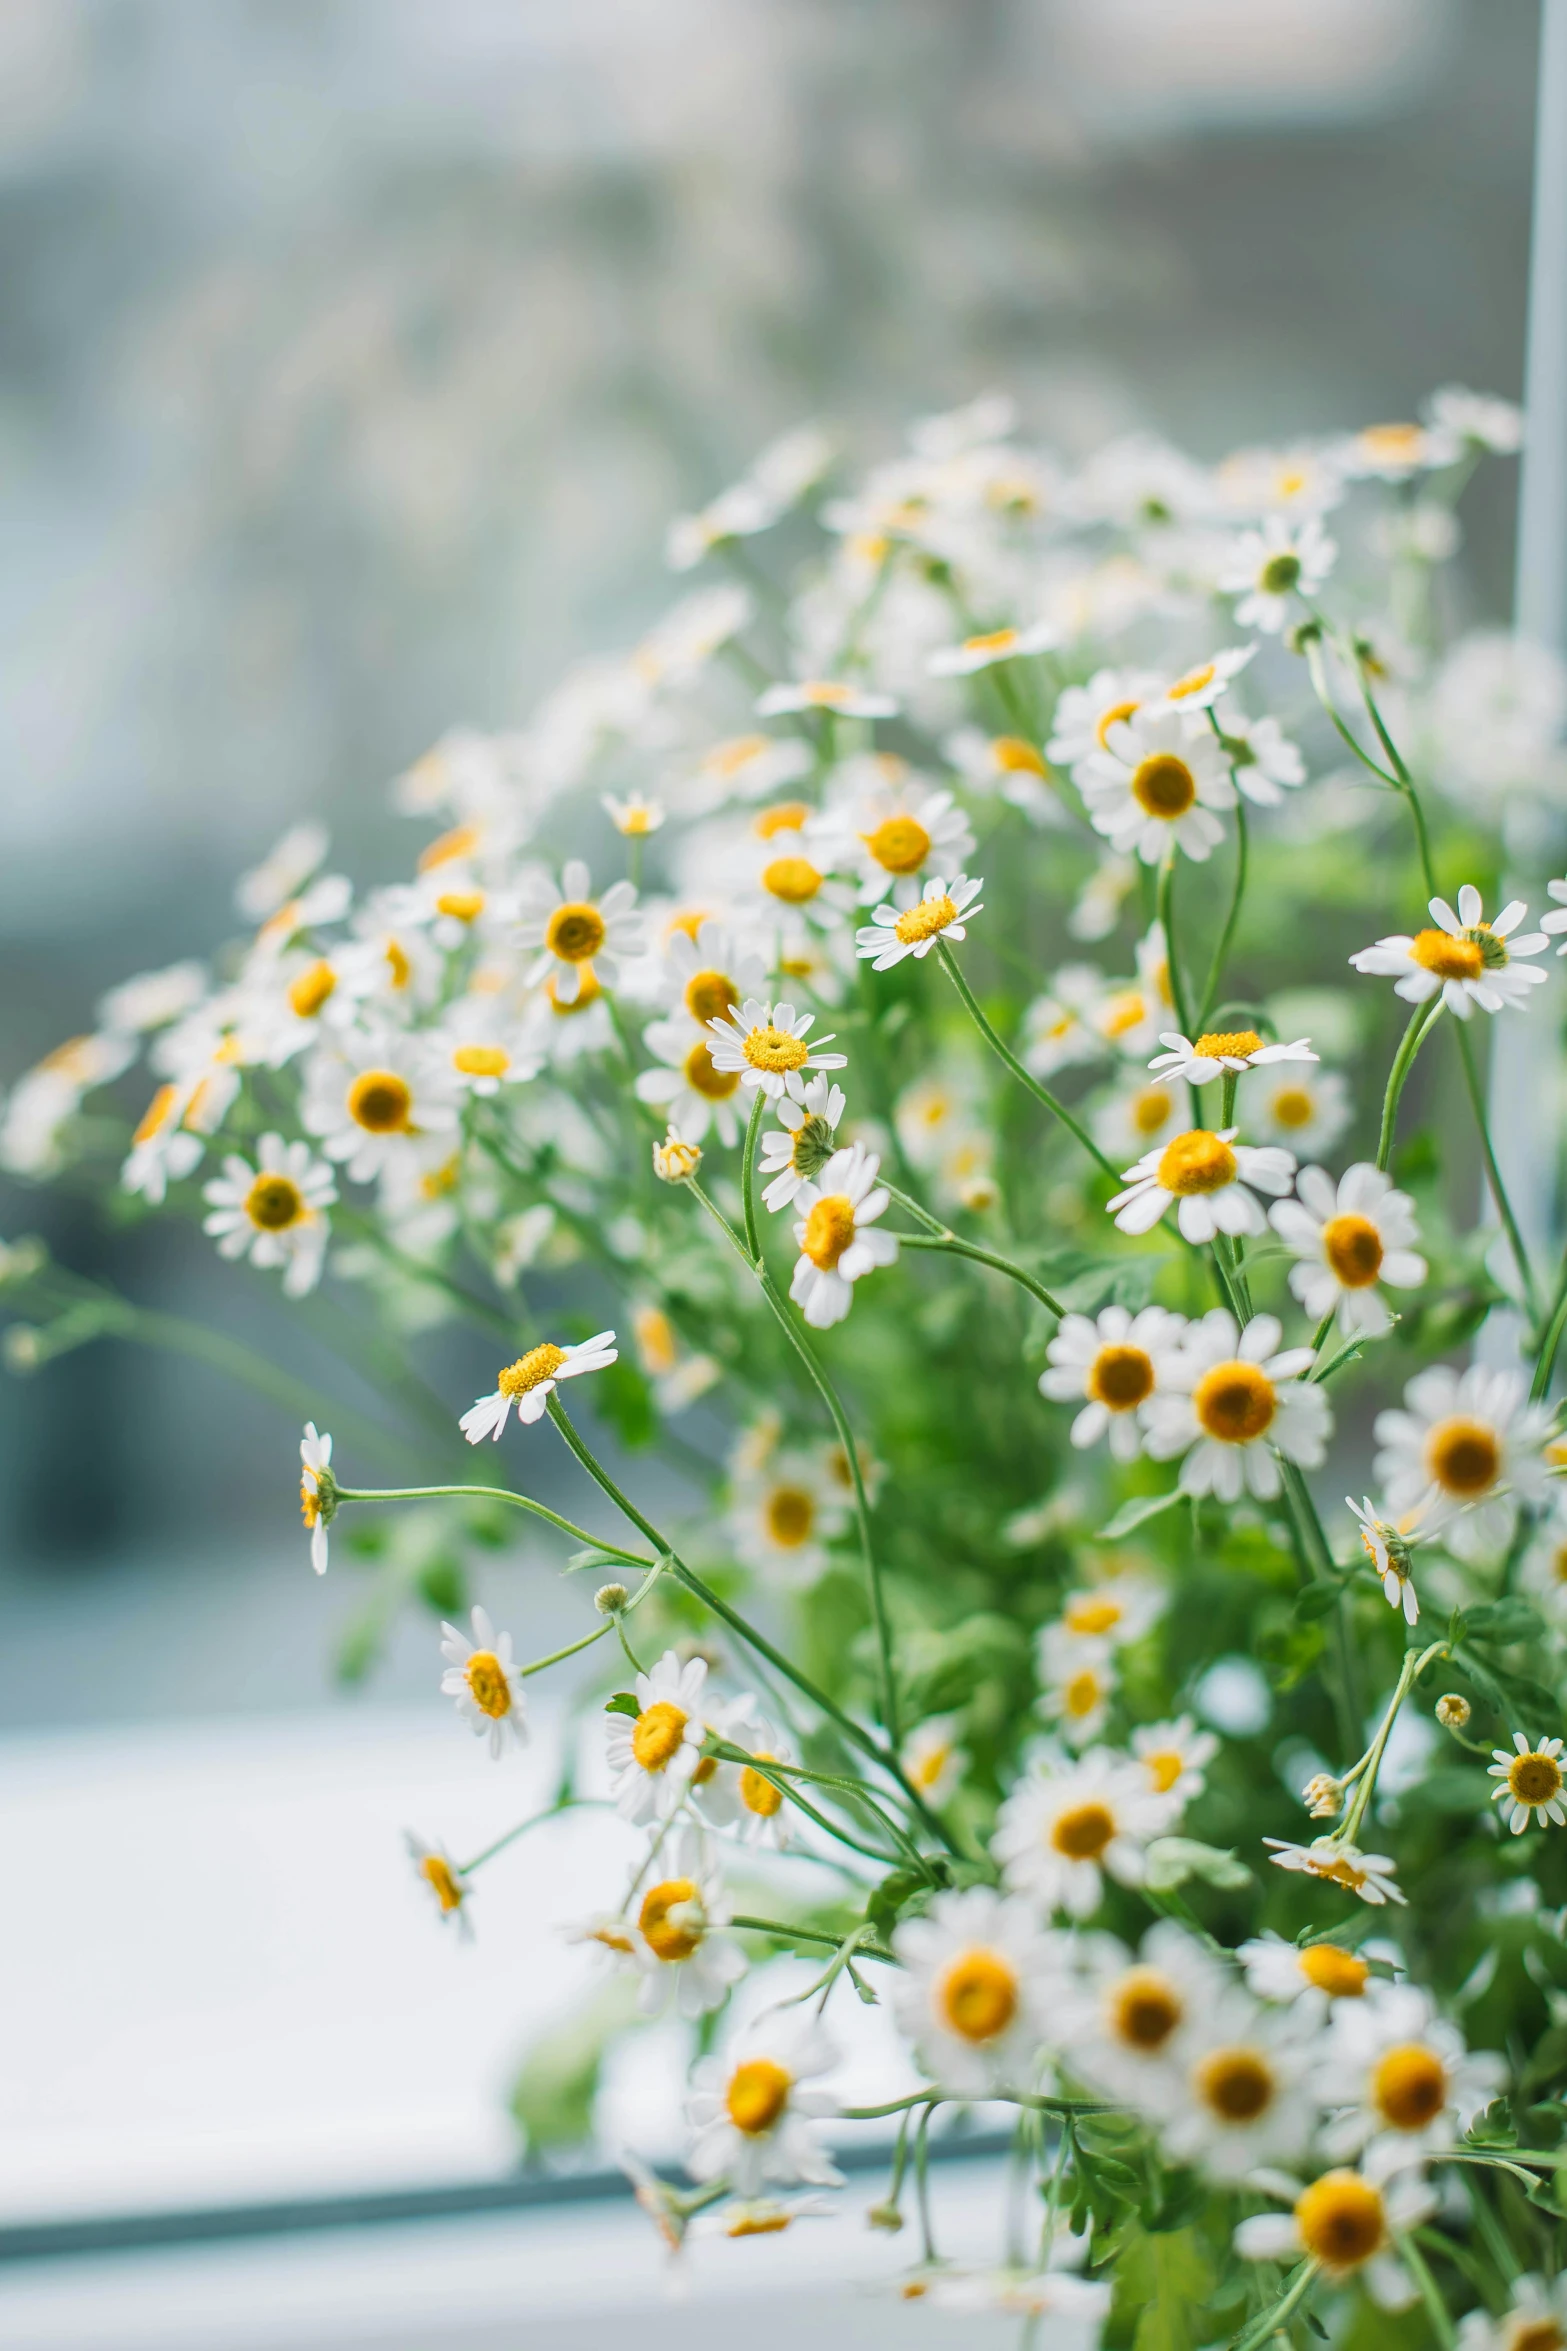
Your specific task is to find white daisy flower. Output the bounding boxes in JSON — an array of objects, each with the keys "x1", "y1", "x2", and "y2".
[
  {"x1": 1058, "y1": 1573, "x2": 1168, "y2": 1650},
  {"x1": 756, "y1": 677, "x2": 898, "y2": 720},
  {"x1": 889, "y1": 1886, "x2": 1063, "y2": 2095},
  {"x1": 1213, "y1": 441, "x2": 1346, "y2": 520},
  {"x1": 602, "y1": 792, "x2": 666, "y2": 837},
  {"x1": 827, "y1": 777, "x2": 975, "y2": 907},
  {"x1": 686, "y1": 2012, "x2": 842, "y2": 2194},
  {"x1": 1131, "y1": 1717, "x2": 1218, "y2": 1810},
  {"x1": 1458, "y1": 2275, "x2": 1567, "y2": 2351},
  {"x1": 901, "y1": 1714, "x2": 968, "y2": 1807},
  {"x1": 201, "y1": 1134, "x2": 337, "y2": 1298},
  {"x1": 994, "y1": 1749, "x2": 1171, "y2": 1919},
  {"x1": 515, "y1": 860, "x2": 644, "y2": 1005},
  {"x1": 1345, "y1": 1498, "x2": 1425, "y2": 1624},
  {"x1": 855, "y1": 875, "x2": 984, "y2": 970},
  {"x1": 1093, "y1": 1075, "x2": 1183, "y2": 1163},
  {"x1": 235, "y1": 820, "x2": 332, "y2": 920},
  {"x1": 1108, "y1": 1125, "x2": 1297, "y2": 1244},
  {"x1": 1319, "y1": 1982, "x2": 1506, "y2": 2175},
  {"x1": 1095, "y1": 923, "x2": 1178, "y2": 1059},
  {"x1": 927, "y1": 618, "x2": 1059, "y2": 676},
  {"x1": 1046, "y1": 668, "x2": 1162, "y2": 767},
  {"x1": 1063, "y1": 1921, "x2": 1226, "y2": 2112},
  {"x1": 459, "y1": 1331, "x2": 618, "y2": 1443},
  {"x1": 405, "y1": 1835, "x2": 472, "y2": 1939},
  {"x1": 630, "y1": 1302, "x2": 720, "y2": 1416},
  {"x1": 432, "y1": 1003, "x2": 543, "y2": 1100},
  {"x1": 1074, "y1": 706, "x2": 1236, "y2": 866},
  {"x1": 1153, "y1": 1992, "x2": 1322, "y2": 2182},
  {"x1": 945, "y1": 726, "x2": 1060, "y2": 826},
  {"x1": 1070, "y1": 851, "x2": 1140, "y2": 942},
  {"x1": 623, "y1": 1829, "x2": 748, "y2": 2018},
  {"x1": 1217, "y1": 515, "x2": 1336, "y2": 633},
  {"x1": 1339, "y1": 417, "x2": 1461, "y2": 480},
  {"x1": 634, "y1": 1018, "x2": 747, "y2": 1145},
  {"x1": 1237, "y1": 1931, "x2": 1371, "y2": 2012},
  {"x1": 1426, "y1": 385, "x2": 1524, "y2": 454},
  {"x1": 1250, "y1": 1063, "x2": 1352, "y2": 1155},
  {"x1": 1263, "y1": 1837, "x2": 1406, "y2": 1907},
  {"x1": 1022, "y1": 968, "x2": 1113, "y2": 1078},
  {"x1": 1038, "y1": 1642, "x2": 1116, "y2": 1749},
  {"x1": 299, "y1": 1423, "x2": 334, "y2": 1575},
  {"x1": 121, "y1": 1080, "x2": 205, "y2": 1203},
  {"x1": 1148, "y1": 1027, "x2": 1317, "y2": 1087},
  {"x1": 1488, "y1": 1732, "x2": 1567, "y2": 1835},
  {"x1": 758, "y1": 1075, "x2": 847, "y2": 1212},
  {"x1": 301, "y1": 1041, "x2": 459, "y2": 1182},
  {"x1": 1373, "y1": 1363, "x2": 1552, "y2": 1562},
  {"x1": 98, "y1": 959, "x2": 208, "y2": 1038},
  {"x1": 1213, "y1": 704, "x2": 1307, "y2": 805},
  {"x1": 1143, "y1": 1310, "x2": 1329, "y2": 1504},
  {"x1": 251, "y1": 871, "x2": 355, "y2": 958},
  {"x1": 656, "y1": 918, "x2": 768, "y2": 1031},
  {"x1": 606, "y1": 1649, "x2": 710, "y2": 1823},
  {"x1": 693, "y1": 1703, "x2": 799, "y2": 1850},
  {"x1": 438, "y1": 1605, "x2": 527, "y2": 1758},
  {"x1": 705, "y1": 997, "x2": 848, "y2": 1104},
  {"x1": 1350, "y1": 886, "x2": 1550, "y2": 1018},
  {"x1": 729, "y1": 1447, "x2": 849, "y2": 1580},
  {"x1": 1152, "y1": 644, "x2": 1257, "y2": 715},
  {"x1": 1038, "y1": 1306, "x2": 1190, "y2": 1463},
  {"x1": 788, "y1": 1141, "x2": 899, "y2": 1328},
  {"x1": 687, "y1": 731, "x2": 814, "y2": 812},
  {"x1": 922, "y1": 2265, "x2": 1110, "y2": 2336},
  {"x1": 1270, "y1": 1163, "x2": 1426, "y2": 1338},
  {"x1": 1235, "y1": 2169, "x2": 1434, "y2": 2312}
]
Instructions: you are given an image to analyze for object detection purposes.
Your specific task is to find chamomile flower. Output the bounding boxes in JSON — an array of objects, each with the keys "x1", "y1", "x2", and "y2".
[
  {"x1": 1234, "y1": 2169, "x2": 1434, "y2": 2311},
  {"x1": 788, "y1": 1141, "x2": 899, "y2": 1328},
  {"x1": 686, "y1": 2013, "x2": 842, "y2": 2193},
  {"x1": 1046, "y1": 668, "x2": 1161, "y2": 768},
  {"x1": 302, "y1": 1041, "x2": 459, "y2": 1182},
  {"x1": 836, "y1": 779, "x2": 976, "y2": 908},
  {"x1": 516, "y1": 860, "x2": 643, "y2": 1005},
  {"x1": 459, "y1": 1331, "x2": 618, "y2": 1442},
  {"x1": 945, "y1": 726, "x2": 1059, "y2": 824},
  {"x1": 705, "y1": 998, "x2": 848, "y2": 1104},
  {"x1": 1153, "y1": 644, "x2": 1257, "y2": 715},
  {"x1": 201, "y1": 1134, "x2": 336, "y2": 1298},
  {"x1": 1039, "y1": 1642, "x2": 1116, "y2": 1748},
  {"x1": 687, "y1": 732, "x2": 814, "y2": 812},
  {"x1": 1345, "y1": 1498, "x2": 1424, "y2": 1623},
  {"x1": 235, "y1": 821, "x2": 331, "y2": 920},
  {"x1": 1022, "y1": 968, "x2": 1113, "y2": 1078},
  {"x1": 922, "y1": 2265, "x2": 1110, "y2": 2338},
  {"x1": 756, "y1": 677, "x2": 898, "y2": 720},
  {"x1": 606, "y1": 1650, "x2": 710, "y2": 1823},
  {"x1": 1264, "y1": 1837, "x2": 1406, "y2": 1908},
  {"x1": 1148, "y1": 1029, "x2": 1316, "y2": 1087},
  {"x1": 1108, "y1": 1126, "x2": 1296, "y2": 1244},
  {"x1": 1250, "y1": 1062, "x2": 1351, "y2": 1154},
  {"x1": 299, "y1": 1423, "x2": 335, "y2": 1575},
  {"x1": 1093, "y1": 1076, "x2": 1182, "y2": 1163},
  {"x1": 1519, "y1": 1516, "x2": 1567, "y2": 1622},
  {"x1": 432, "y1": 1008, "x2": 543, "y2": 1100},
  {"x1": 1458, "y1": 2276, "x2": 1567, "y2": 2351},
  {"x1": 1213, "y1": 705, "x2": 1308, "y2": 804},
  {"x1": 729, "y1": 1443, "x2": 850, "y2": 1581},
  {"x1": 98, "y1": 959, "x2": 208, "y2": 1038},
  {"x1": 1132, "y1": 1717, "x2": 1218, "y2": 1809},
  {"x1": 1038, "y1": 1306, "x2": 1189, "y2": 1462},
  {"x1": 121, "y1": 1080, "x2": 205, "y2": 1203},
  {"x1": 1217, "y1": 515, "x2": 1336, "y2": 633},
  {"x1": 634, "y1": 1018, "x2": 747, "y2": 1145},
  {"x1": 693, "y1": 1704, "x2": 799, "y2": 1850},
  {"x1": 1074, "y1": 707, "x2": 1235, "y2": 865},
  {"x1": 855, "y1": 875, "x2": 984, "y2": 969},
  {"x1": 1270, "y1": 1163, "x2": 1426, "y2": 1337},
  {"x1": 1488, "y1": 1733, "x2": 1567, "y2": 1835},
  {"x1": 994, "y1": 1750, "x2": 1171, "y2": 1919},
  {"x1": 890, "y1": 1886, "x2": 1061, "y2": 2095},
  {"x1": 438, "y1": 1605, "x2": 527, "y2": 1758},
  {"x1": 656, "y1": 918, "x2": 768, "y2": 1031},
  {"x1": 405, "y1": 1835, "x2": 472, "y2": 1939},
  {"x1": 603, "y1": 792, "x2": 666, "y2": 837},
  {"x1": 624, "y1": 1831, "x2": 748, "y2": 2018},
  {"x1": 1319, "y1": 1982, "x2": 1505, "y2": 2174},
  {"x1": 758, "y1": 1076, "x2": 846, "y2": 1211},
  {"x1": 902, "y1": 1714, "x2": 968, "y2": 1807},
  {"x1": 1064, "y1": 1922, "x2": 1225, "y2": 2111},
  {"x1": 1350, "y1": 886, "x2": 1550, "y2": 1018},
  {"x1": 1144, "y1": 1310, "x2": 1328, "y2": 1503},
  {"x1": 928, "y1": 618, "x2": 1059, "y2": 675},
  {"x1": 1238, "y1": 1932, "x2": 1371, "y2": 2012},
  {"x1": 1339, "y1": 418, "x2": 1461, "y2": 480},
  {"x1": 1373, "y1": 1364, "x2": 1551, "y2": 1562}
]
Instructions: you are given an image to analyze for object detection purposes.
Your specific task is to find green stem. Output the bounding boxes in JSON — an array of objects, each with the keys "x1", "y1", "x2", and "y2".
[
  {"x1": 1155, "y1": 852, "x2": 1194, "y2": 1039},
  {"x1": 1338, "y1": 1639, "x2": 1448, "y2": 1846},
  {"x1": 1232, "y1": 2262, "x2": 1320, "y2": 2351},
  {"x1": 333, "y1": 1482, "x2": 650, "y2": 1564},
  {"x1": 739, "y1": 1088, "x2": 765, "y2": 1263},
  {"x1": 457, "y1": 1795, "x2": 601, "y2": 1875},
  {"x1": 1455, "y1": 1021, "x2": 1542, "y2": 1318},
  {"x1": 730, "y1": 1915, "x2": 896, "y2": 1964},
  {"x1": 895, "y1": 1230, "x2": 1064, "y2": 1317},
  {"x1": 936, "y1": 941, "x2": 1120, "y2": 1181},
  {"x1": 1196, "y1": 802, "x2": 1248, "y2": 1031},
  {"x1": 1377, "y1": 996, "x2": 1444, "y2": 1170},
  {"x1": 1399, "y1": 2232, "x2": 1458, "y2": 2351},
  {"x1": 1532, "y1": 1246, "x2": 1567, "y2": 1400}
]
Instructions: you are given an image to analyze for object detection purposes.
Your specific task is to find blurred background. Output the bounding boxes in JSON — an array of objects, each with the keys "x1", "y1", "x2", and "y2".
[{"x1": 0, "y1": 0, "x2": 1546, "y2": 2341}]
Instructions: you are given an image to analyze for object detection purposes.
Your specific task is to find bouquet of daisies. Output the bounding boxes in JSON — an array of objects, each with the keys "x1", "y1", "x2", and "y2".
[{"x1": 11, "y1": 383, "x2": 1567, "y2": 2344}]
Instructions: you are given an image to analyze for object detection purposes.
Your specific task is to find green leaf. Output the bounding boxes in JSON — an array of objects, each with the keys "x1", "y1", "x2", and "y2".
[
  {"x1": 567, "y1": 1547, "x2": 633, "y2": 1576},
  {"x1": 1118, "y1": 2228, "x2": 1215, "y2": 2351},
  {"x1": 415, "y1": 1555, "x2": 467, "y2": 1616},
  {"x1": 604, "y1": 1692, "x2": 640, "y2": 1718},
  {"x1": 1293, "y1": 1580, "x2": 1343, "y2": 1622},
  {"x1": 1466, "y1": 1598, "x2": 1547, "y2": 1644},
  {"x1": 1144, "y1": 1836, "x2": 1253, "y2": 1893},
  {"x1": 1096, "y1": 1490, "x2": 1181, "y2": 1541}
]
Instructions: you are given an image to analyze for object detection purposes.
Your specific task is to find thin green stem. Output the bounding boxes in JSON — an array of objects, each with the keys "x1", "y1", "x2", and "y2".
[
  {"x1": 1232, "y1": 2262, "x2": 1320, "y2": 2351},
  {"x1": 333, "y1": 1482, "x2": 650, "y2": 1565},
  {"x1": 1339, "y1": 1639, "x2": 1448, "y2": 1846},
  {"x1": 895, "y1": 1229, "x2": 1064, "y2": 1317},
  {"x1": 739, "y1": 1088, "x2": 765, "y2": 1263},
  {"x1": 1532, "y1": 1246, "x2": 1567, "y2": 1400},
  {"x1": 457, "y1": 1795, "x2": 603, "y2": 1875},
  {"x1": 730, "y1": 1915, "x2": 896, "y2": 1965},
  {"x1": 1196, "y1": 803, "x2": 1248, "y2": 1030},
  {"x1": 1377, "y1": 996, "x2": 1444, "y2": 1170},
  {"x1": 936, "y1": 941, "x2": 1120, "y2": 1181},
  {"x1": 1455, "y1": 1022, "x2": 1542, "y2": 1317},
  {"x1": 1400, "y1": 2232, "x2": 1458, "y2": 2351},
  {"x1": 1155, "y1": 852, "x2": 1194, "y2": 1039}
]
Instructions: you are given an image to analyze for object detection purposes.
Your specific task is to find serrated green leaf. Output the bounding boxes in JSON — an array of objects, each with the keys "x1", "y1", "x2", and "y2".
[
  {"x1": 604, "y1": 1691, "x2": 640, "y2": 1718},
  {"x1": 1118, "y1": 2228, "x2": 1215, "y2": 2351}
]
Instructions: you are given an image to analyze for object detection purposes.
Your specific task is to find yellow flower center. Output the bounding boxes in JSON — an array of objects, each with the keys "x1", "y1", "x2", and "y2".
[
  {"x1": 863, "y1": 815, "x2": 932, "y2": 874},
  {"x1": 1509, "y1": 1751, "x2": 1564, "y2": 1805},
  {"x1": 1322, "y1": 1212, "x2": 1384, "y2": 1288},
  {"x1": 755, "y1": 802, "x2": 811, "y2": 840},
  {"x1": 1131, "y1": 1084, "x2": 1175, "y2": 1138},
  {"x1": 498, "y1": 1342, "x2": 567, "y2": 1398},
  {"x1": 1425, "y1": 1415, "x2": 1501, "y2": 1497},
  {"x1": 1063, "y1": 1668, "x2": 1104, "y2": 1721},
  {"x1": 1295, "y1": 2171, "x2": 1384, "y2": 2271},
  {"x1": 436, "y1": 889, "x2": 485, "y2": 922},
  {"x1": 631, "y1": 1700, "x2": 689, "y2": 1774},
  {"x1": 1412, "y1": 927, "x2": 1484, "y2": 981},
  {"x1": 421, "y1": 1855, "x2": 464, "y2": 1913},
  {"x1": 1087, "y1": 1345, "x2": 1155, "y2": 1412},
  {"x1": 684, "y1": 968, "x2": 740, "y2": 1026},
  {"x1": 1156, "y1": 1129, "x2": 1236, "y2": 1195},
  {"x1": 1050, "y1": 1800, "x2": 1115, "y2": 1861},
  {"x1": 765, "y1": 1486, "x2": 815, "y2": 1546},
  {"x1": 418, "y1": 823, "x2": 481, "y2": 873},
  {"x1": 739, "y1": 1753, "x2": 786, "y2": 1818},
  {"x1": 463, "y1": 1651, "x2": 513, "y2": 1720},
  {"x1": 682, "y1": 1040, "x2": 742, "y2": 1101},
  {"x1": 1269, "y1": 1085, "x2": 1315, "y2": 1130},
  {"x1": 1194, "y1": 1029, "x2": 1262, "y2": 1061},
  {"x1": 1065, "y1": 1596, "x2": 1125, "y2": 1636},
  {"x1": 1362, "y1": 422, "x2": 1423, "y2": 461},
  {"x1": 1513, "y1": 2326, "x2": 1567, "y2": 2351},
  {"x1": 744, "y1": 1023, "x2": 810, "y2": 1074},
  {"x1": 1131, "y1": 753, "x2": 1197, "y2": 817},
  {"x1": 639, "y1": 1876, "x2": 701, "y2": 1961},
  {"x1": 727, "y1": 2210, "x2": 791, "y2": 2237},
  {"x1": 993, "y1": 735, "x2": 1046, "y2": 775},
  {"x1": 1096, "y1": 697, "x2": 1141, "y2": 748},
  {"x1": 762, "y1": 855, "x2": 823, "y2": 904},
  {"x1": 1299, "y1": 1943, "x2": 1368, "y2": 1998},
  {"x1": 725, "y1": 2057, "x2": 792, "y2": 2135},
  {"x1": 1110, "y1": 1969, "x2": 1184, "y2": 2051},
  {"x1": 801, "y1": 1195, "x2": 857, "y2": 1271},
  {"x1": 912, "y1": 1740, "x2": 952, "y2": 1792},
  {"x1": 546, "y1": 902, "x2": 606, "y2": 963},
  {"x1": 1194, "y1": 2047, "x2": 1275, "y2": 2123},
  {"x1": 893, "y1": 894, "x2": 958, "y2": 945},
  {"x1": 937, "y1": 1948, "x2": 1019, "y2": 2043},
  {"x1": 300, "y1": 1476, "x2": 320, "y2": 1529},
  {"x1": 453, "y1": 1044, "x2": 510, "y2": 1079},
  {"x1": 1167, "y1": 661, "x2": 1217, "y2": 702},
  {"x1": 133, "y1": 1083, "x2": 179, "y2": 1146},
  {"x1": 289, "y1": 961, "x2": 337, "y2": 1018},
  {"x1": 347, "y1": 1069, "x2": 414, "y2": 1133},
  {"x1": 1102, "y1": 989, "x2": 1147, "y2": 1039},
  {"x1": 548, "y1": 967, "x2": 601, "y2": 1014},
  {"x1": 385, "y1": 938, "x2": 412, "y2": 990},
  {"x1": 1144, "y1": 1749, "x2": 1184, "y2": 1795},
  {"x1": 1372, "y1": 2043, "x2": 1449, "y2": 2131},
  {"x1": 963, "y1": 627, "x2": 1019, "y2": 657},
  {"x1": 798, "y1": 680, "x2": 851, "y2": 707},
  {"x1": 245, "y1": 1173, "x2": 307, "y2": 1232},
  {"x1": 706, "y1": 734, "x2": 767, "y2": 778},
  {"x1": 1193, "y1": 1360, "x2": 1276, "y2": 1445}
]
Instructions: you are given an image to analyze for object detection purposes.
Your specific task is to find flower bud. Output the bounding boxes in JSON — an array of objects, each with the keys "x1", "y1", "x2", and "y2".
[
  {"x1": 1436, "y1": 1692, "x2": 1472, "y2": 1731},
  {"x1": 653, "y1": 1125, "x2": 702, "y2": 1183},
  {"x1": 866, "y1": 2201, "x2": 905, "y2": 2233},
  {"x1": 1302, "y1": 1772, "x2": 1343, "y2": 1820},
  {"x1": 594, "y1": 1582, "x2": 630, "y2": 1615},
  {"x1": 1285, "y1": 616, "x2": 1323, "y2": 654}
]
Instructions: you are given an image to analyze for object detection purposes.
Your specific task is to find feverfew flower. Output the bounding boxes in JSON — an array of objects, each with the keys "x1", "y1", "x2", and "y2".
[
  {"x1": 516, "y1": 859, "x2": 643, "y2": 1005},
  {"x1": 1217, "y1": 514, "x2": 1336, "y2": 633},
  {"x1": 1144, "y1": 1310, "x2": 1329, "y2": 1504},
  {"x1": 1458, "y1": 2277, "x2": 1567, "y2": 2351},
  {"x1": 1074, "y1": 707, "x2": 1235, "y2": 866},
  {"x1": 1235, "y1": 2170, "x2": 1434, "y2": 2312},
  {"x1": 201, "y1": 1134, "x2": 337, "y2": 1298},
  {"x1": 694, "y1": 1704, "x2": 799, "y2": 1849},
  {"x1": 301, "y1": 1042, "x2": 458, "y2": 1183},
  {"x1": 1346, "y1": 1498, "x2": 1423, "y2": 1624},
  {"x1": 634, "y1": 1018, "x2": 747, "y2": 1146},
  {"x1": 1064, "y1": 1921, "x2": 1225, "y2": 2111},
  {"x1": 623, "y1": 1830, "x2": 747, "y2": 2018},
  {"x1": 657, "y1": 918, "x2": 767, "y2": 1031},
  {"x1": 994, "y1": 1750, "x2": 1171, "y2": 1919},
  {"x1": 705, "y1": 998, "x2": 847, "y2": 1104},
  {"x1": 405, "y1": 1835, "x2": 472, "y2": 1939},
  {"x1": 890, "y1": 1887, "x2": 1062, "y2": 2094},
  {"x1": 1425, "y1": 384, "x2": 1524, "y2": 454},
  {"x1": 758, "y1": 1076, "x2": 846, "y2": 1211},
  {"x1": 606, "y1": 1649, "x2": 710, "y2": 1823},
  {"x1": 1152, "y1": 644, "x2": 1257, "y2": 715},
  {"x1": 927, "y1": 618, "x2": 1059, "y2": 675},
  {"x1": 1214, "y1": 706, "x2": 1308, "y2": 805},
  {"x1": 1038, "y1": 1306, "x2": 1189, "y2": 1462},
  {"x1": 1319, "y1": 1983, "x2": 1505, "y2": 2174},
  {"x1": 1147, "y1": 1028, "x2": 1316, "y2": 1087},
  {"x1": 1046, "y1": 668, "x2": 1161, "y2": 768},
  {"x1": 902, "y1": 1714, "x2": 969, "y2": 1807},
  {"x1": 756, "y1": 677, "x2": 898, "y2": 720},
  {"x1": 1264, "y1": 1837, "x2": 1406, "y2": 1908},
  {"x1": 1270, "y1": 1163, "x2": 1426, "y2": 1337},
  {"x1": 1350, "y1": 886, "x2": 1549, "y2": 1018},
  {"x1": 1154, "y1": 1990, "x2": 1320, "y2": 2181},
  {"x1": 729, "y1": 1445, "x2": 849, "y2": 1581},
  {"x1": 121, "y1": 1080, "x2": 205, "y2": 1204},
  {"x1": 1373, "y1": 1364, "x2": 1551, "y2": 1562},
  {"x1": 459, "y1": 1332, "x2": 618, "y2": 1443},
  {"x1": 602, "y1": 792, "x2": 666, "y2": 837},
  {"x1": 438, "y1": 1605, "x2": 527, "y2": 1758},
  {"x1": 788, "y1": 1142, "x2": 899, "y2": 1328},
  {"x1": 686, "y1": 2013, "x2": 843, "y2": 2193},
  {"x1": 828, "y1": 776, "x2": 975, "y2": 907},
  {"x1": 1488, "y1": 1732, "x2": 1567, "y2": 1835},
  {"x1": 1249, "y1": 1062, "x2": 1351, "y2": 1155},
  {"x1": 1237, "y1": 1932, "x2": 1370, "y2": 2013},
  {"x1": 299, "y1": 1423, "x2": 335, "y2": 1575},
  {"x1": 1108, "y1": 1126, "x2": 1296, "y2": 1244},
  {"x1": 855, "y1": 875, "x2": 984, "y2": 969},
  {"x1": 1039, "y1": 1643, "x2": 1116, "y2": 1749},
  {"x1": 1131, "y1": 1717, "x2": 1218, "y2": 1810}
]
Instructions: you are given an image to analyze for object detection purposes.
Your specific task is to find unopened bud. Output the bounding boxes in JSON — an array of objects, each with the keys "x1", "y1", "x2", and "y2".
[
  {"x1": 653, "y1": 1126, "x2": 702, "y2": 1183},
  {"x1": 594, "y1": 1582, "x2": 630, "y2": 1615},
  {"x1": 1302, "y1": 1772, "x2": 1344, "y2": 1820},
  {"x1": 1284, "y1": 617, "x2": 1323, "y2": 655},
  {"x1": 1436, "y1": 1692, "x2": 1472, "y2": 1732},
  {"x1": 866, "y1": 2201, "x2": 905, "y2": 2233}
]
